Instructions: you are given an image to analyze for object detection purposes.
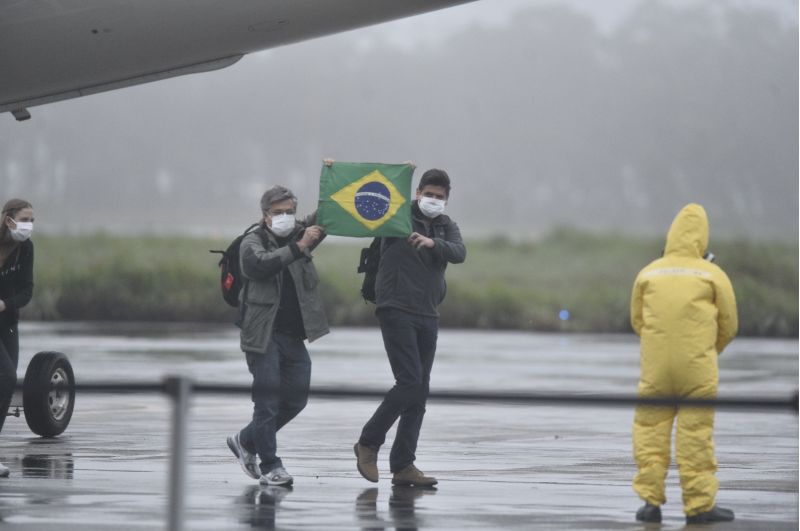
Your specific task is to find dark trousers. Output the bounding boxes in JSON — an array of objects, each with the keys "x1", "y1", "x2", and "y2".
[
  {"x1": 0, "y1": 323, "x2": 19, "y2": 435},
  {"x1": 359, "y1": 307, "x2": 438, "y2": 473},
  {"x1": 239, "y1": 331, "x2": 311, "y2": 474}
]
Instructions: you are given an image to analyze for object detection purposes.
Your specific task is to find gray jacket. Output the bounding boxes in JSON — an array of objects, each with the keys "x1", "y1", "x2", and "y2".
[
  {"x1": 375, "y1": 202, "x2": 466, "y2": 317},
  {"x1": 238, "y1": 220, "x2": 329, "y2": 353}
]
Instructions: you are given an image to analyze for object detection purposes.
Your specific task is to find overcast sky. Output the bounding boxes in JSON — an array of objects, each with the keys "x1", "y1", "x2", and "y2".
[
  {"x1": 345, "y1": 0, "x2": 798, "y2": 47},
  {"x1": 0, "y1": 0, "x2": 797, "y2": 239}
]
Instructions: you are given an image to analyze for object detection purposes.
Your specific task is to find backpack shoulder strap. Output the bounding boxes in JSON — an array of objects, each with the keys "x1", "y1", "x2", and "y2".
[{"x1": 251, "y1": 224, "x2": 270, "y2": 249}]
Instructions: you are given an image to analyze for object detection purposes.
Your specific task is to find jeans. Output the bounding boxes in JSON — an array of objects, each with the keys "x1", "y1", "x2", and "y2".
[
  {"x1": 359, "y1": 307, "x2": 438, "y2": 473},
  {"x1": 0, "y1": 324, "x2": 19, "y2": 435},
  {"x1": 239, "y1": 331, "x2": 311, "y2": 474}
]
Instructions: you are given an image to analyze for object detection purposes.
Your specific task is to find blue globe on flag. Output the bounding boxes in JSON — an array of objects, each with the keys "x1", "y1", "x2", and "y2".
[{"x1": 354, "y1": 181, "x2": 391, "y2": 221}]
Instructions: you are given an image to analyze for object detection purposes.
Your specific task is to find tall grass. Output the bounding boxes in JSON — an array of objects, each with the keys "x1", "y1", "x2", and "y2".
[{"x1": 21, "y1": 229, "x2": 797, "y2": 336}]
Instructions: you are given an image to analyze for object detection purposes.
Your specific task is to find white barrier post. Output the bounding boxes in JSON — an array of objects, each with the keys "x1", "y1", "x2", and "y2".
[{"x1": 164, "y1": 376, "x2": 192, "y2": 531}]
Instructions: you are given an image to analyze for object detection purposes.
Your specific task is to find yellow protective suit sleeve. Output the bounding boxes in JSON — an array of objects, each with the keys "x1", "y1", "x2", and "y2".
[
  {"x1": 630, "y1": 274, "x2": 644, "y2": 336},
  {"x1": 713, "y1": 269, "x2": 738, "y2": 354}
]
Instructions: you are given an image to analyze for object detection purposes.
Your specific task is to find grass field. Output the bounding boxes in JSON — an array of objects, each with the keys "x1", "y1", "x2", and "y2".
[{"x1": 21, "y1": 229, "x2": 797, "y2": 337}]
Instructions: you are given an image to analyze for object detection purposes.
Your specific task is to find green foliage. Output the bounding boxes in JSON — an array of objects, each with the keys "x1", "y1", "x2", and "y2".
[
  {"x1": 26, "y1": 234, "x2": 236, "y2": 323},
  {"x1": 20, "y1": 230, "x2": 798, "y2": 336}
]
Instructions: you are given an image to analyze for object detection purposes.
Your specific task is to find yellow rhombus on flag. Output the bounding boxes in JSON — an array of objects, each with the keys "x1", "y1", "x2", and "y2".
[{"x1": 317, "y1": 161, "x2": 414, "y2": 237}]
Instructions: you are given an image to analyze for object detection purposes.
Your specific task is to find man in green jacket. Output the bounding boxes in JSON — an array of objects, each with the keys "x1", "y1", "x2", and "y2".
[
  {"x1": 227, "y1": 185, "x2": 329, "y2": 487},
  {"x1": 354, "y1": 169, "x2": 466, "y2": 487}
]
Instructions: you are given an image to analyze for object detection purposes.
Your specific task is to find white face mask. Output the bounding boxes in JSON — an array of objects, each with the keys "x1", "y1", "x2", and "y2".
[
  {"x1": 269, "y1": 213, "x2": 295, "y2": 237},
  {"x1": 418, "y1": 196, "x2": 446, "y2": 218},
  {"x1": 9, "y1": 220, "x2": 33, "y2": 242}
]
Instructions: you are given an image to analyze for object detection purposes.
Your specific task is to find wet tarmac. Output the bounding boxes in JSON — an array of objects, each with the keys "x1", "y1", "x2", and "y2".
[{"x1": 0, "y1": 323, "x2": 797, "y2": 530}]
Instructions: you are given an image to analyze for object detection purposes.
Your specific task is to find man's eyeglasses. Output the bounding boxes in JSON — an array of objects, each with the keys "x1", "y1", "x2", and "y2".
[{"x1": 264, "y1": 209, "x2": 296, "y2": 216}]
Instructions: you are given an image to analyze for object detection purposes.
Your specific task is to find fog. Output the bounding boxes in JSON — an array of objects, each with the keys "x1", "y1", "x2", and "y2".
[{"x1": 1, "y1": 0, "x2": 797, "y2": 240}]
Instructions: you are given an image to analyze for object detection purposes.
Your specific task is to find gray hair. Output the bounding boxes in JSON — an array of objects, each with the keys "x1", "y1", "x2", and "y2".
[{"x1": 260, "y1": 185, "x2": 297, "y2": 213}]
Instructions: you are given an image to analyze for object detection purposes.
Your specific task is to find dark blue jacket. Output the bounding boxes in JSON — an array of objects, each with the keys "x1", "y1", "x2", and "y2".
[{"x1": 376, "y1": 202, "x2": 466, "y2": 317}]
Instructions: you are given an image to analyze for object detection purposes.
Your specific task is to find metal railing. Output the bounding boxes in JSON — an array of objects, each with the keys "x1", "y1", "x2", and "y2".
[{"x1": 60, "y1": 380, "x2": 800, "y2": 411}]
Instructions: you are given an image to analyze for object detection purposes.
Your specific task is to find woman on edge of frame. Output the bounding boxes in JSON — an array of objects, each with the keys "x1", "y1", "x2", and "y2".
[{"x1": 0, "y1": 199, "x2": 35, "y2": 478}]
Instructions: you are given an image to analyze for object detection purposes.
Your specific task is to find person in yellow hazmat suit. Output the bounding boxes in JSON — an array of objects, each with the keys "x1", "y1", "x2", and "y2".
[{"x1": 630, "y1": 203, "x2": 738, "y2": 525}]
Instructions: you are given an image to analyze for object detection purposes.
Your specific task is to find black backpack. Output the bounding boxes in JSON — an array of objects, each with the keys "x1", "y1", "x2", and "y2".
[
  {"x1": 210, "y1": 223, "x2": 262, "y2": 307},
  {"x1": 357, "y1": 237, "x2": 382, "y2": 303}
]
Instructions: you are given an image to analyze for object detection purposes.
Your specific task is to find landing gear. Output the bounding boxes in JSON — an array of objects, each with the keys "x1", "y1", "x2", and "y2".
[{"x1": 20, "y1": 351, "x2": 75, "y2": 437}]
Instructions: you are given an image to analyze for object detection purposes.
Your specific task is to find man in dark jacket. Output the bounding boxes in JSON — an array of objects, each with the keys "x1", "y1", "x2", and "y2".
[
  {"x1": 227, "y1": 185, "x2": 329, "y2": 487},
  {"x1": 354, "y1": 169, "x2": 466, "y2": 487}
]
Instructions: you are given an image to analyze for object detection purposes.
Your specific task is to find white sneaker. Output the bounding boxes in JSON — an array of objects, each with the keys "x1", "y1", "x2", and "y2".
[
  {"x1": 0, "y1": 462, "x2": 8, "y2": 478},
  {"x1": 260, "y1": 466, "x2": 293, "y2": 486},
  {"x1": 227, "y1": 433, "x2": 260, "y2": 479}
]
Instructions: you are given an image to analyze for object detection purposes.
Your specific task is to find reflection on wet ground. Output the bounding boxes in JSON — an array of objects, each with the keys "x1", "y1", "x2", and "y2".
[
  {"x1": 237, "y1": 485, "x2": 293, "y2": 529},
  {"x1": 355, "y1": 486, "x2": 438, "y2": 531},
  {"x1": 21, "y1": 453, "x2": 74, "y2": 480},
  {"x1": 234, "y1": 484, "x2": 439, "y2": 530},
  {"x1": 0, "y1": 324, "x2": 796, "y2": 529}
]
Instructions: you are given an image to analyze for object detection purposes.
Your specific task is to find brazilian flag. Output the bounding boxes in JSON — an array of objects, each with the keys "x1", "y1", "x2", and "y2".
[{"x1": 317, "y1": 161, "x2": 414, "y2": 237}]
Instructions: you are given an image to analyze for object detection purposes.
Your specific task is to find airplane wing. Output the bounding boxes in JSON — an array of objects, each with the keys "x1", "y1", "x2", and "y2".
[{"x1": 0, "y1": 0, "x2": 476, "y2": 120}]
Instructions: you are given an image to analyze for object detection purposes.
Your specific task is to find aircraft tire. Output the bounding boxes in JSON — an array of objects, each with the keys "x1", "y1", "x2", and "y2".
[{"x1": 22, "y1": 351, "x2": 75, "y2": 437}]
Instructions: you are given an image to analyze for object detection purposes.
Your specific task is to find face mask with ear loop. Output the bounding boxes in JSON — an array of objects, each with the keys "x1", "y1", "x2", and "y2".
[
  {"x1": 269, "y1": 213, "x2": 296, "y2": 237},
  {"x1": 418, "y1": 197, "x2": 446, "y2": 218},
  {"x1": 8, "y1": 219, "x2": 33, "y2": 242}
]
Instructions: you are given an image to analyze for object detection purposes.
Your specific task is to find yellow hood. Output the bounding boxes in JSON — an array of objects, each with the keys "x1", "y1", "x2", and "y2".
[{"x1": 664, "y1": 203, "x2": 709, "y2": 258}]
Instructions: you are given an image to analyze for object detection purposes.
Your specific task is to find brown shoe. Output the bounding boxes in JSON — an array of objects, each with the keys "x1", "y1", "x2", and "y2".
[
  {"x1": 391, "y1": 464, "x2": 438, "y2": 487},
  {"x1": 354, "y1": 443, "x2": 379, "y2": 483}
]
